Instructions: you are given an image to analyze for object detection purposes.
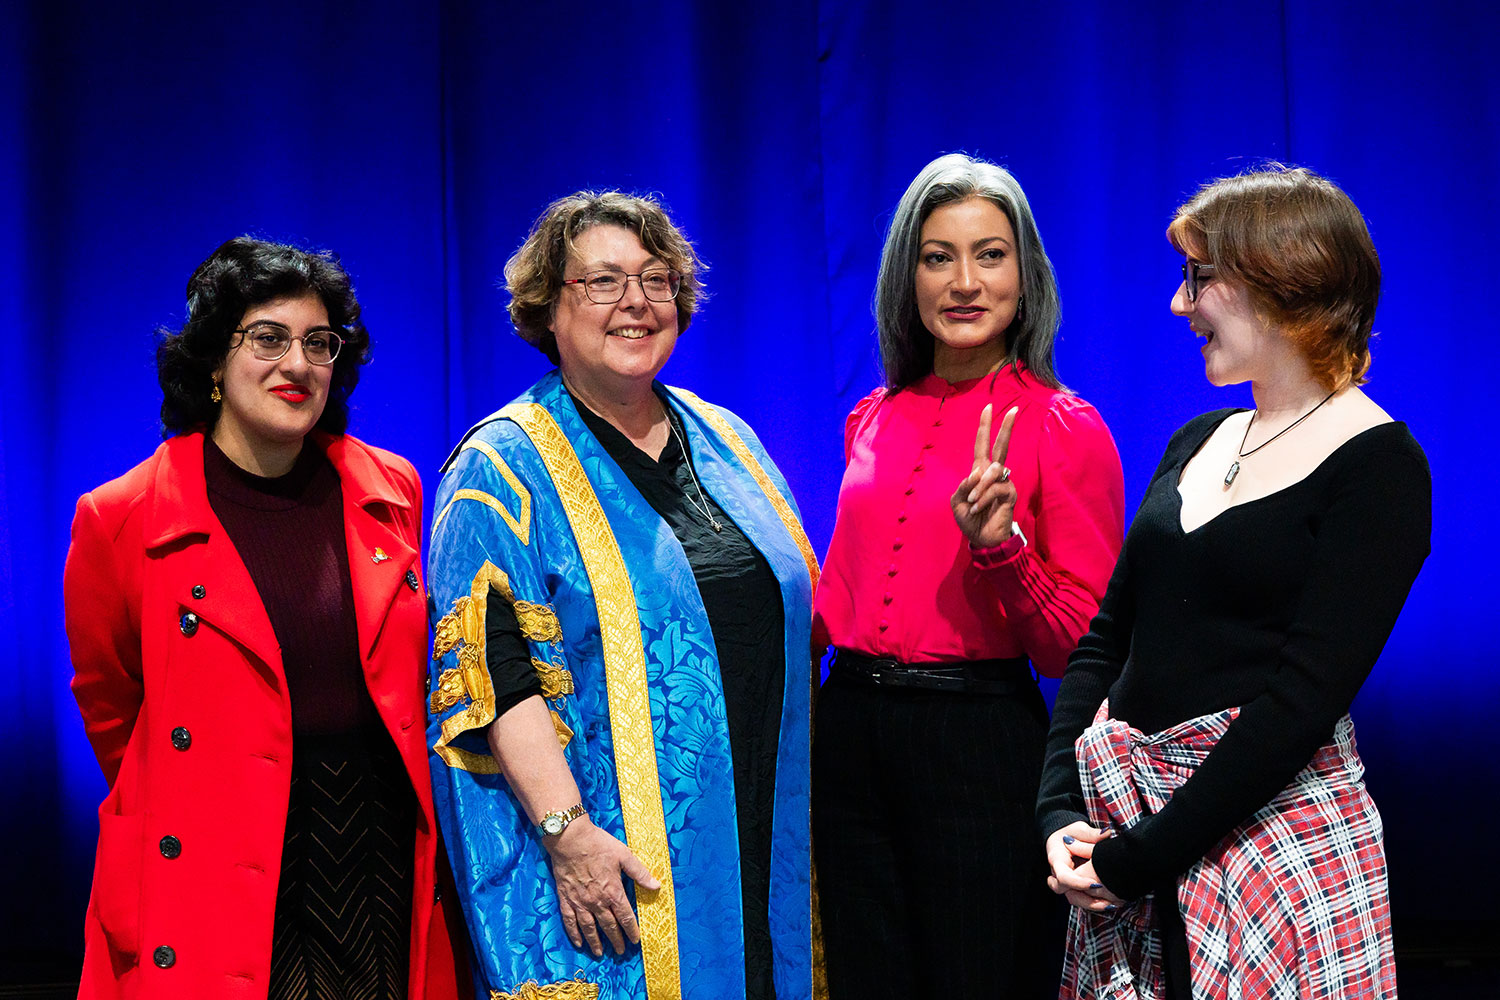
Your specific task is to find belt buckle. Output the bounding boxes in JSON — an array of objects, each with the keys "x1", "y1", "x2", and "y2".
[{"x1": 866, "y1": 657, "x2": 899, "y2": 685}]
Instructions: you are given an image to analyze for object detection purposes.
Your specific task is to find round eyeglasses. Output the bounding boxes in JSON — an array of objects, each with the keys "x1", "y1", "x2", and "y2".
[
  {"x1": 562, "y1": 268, "x2": 682, "y2": 304},
  {"x1": 233, "y1": 323, "x2": 345, "y2": 365},
  {"x1": 1181, "y1": 260, "x2": 1216, "y2": 304}
]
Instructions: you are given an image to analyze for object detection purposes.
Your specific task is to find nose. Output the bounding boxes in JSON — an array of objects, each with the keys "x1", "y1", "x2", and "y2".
[
  {"x1": 1170, "y1": 282, "x2": 1192, "y2": 316},
  {"x1": 617, "y1": 274, "x2": 649, "y2": 310},
  {"x1": 279, "y1": 337, "x2": 313, "y2": 372},
  {"x1": 954, "y1": 256, "x2": 980, "y2": 294}
]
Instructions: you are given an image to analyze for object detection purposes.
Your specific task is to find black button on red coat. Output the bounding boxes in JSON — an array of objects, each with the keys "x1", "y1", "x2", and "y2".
[
  {"x1": 170, "y1": 727, "x2": 191, "y2": 751},
  {"x1": 179, "y1": 613, "x2": 198, "y2": 637},
  {"x1": 159, "y1": 835, "x2": 181, "y2": 859},
  {"x1": 153, "y1": 945, "x2": 175, "y2": 968}
]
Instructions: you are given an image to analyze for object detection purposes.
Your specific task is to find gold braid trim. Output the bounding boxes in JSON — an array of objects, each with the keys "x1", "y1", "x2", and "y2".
[
  {"x1": 514, "y1": 600, "x2": 563, "y2": 642},
  {"x1": 431, "y1": 440, "x2": 532, "y2": 545},
  {"x1": 533, "y1": 657, "x2": 575, "y2": 698},
  {"x1": 674, "y1": 389, "x2": 820, "y2": 592},
  {"x1": 430, "y1": 562, "x2": 515, "y2": 773},
  {"x1": 429, "y1": 667, "x2": 470, "y2": 714},
  {"x1": 490, "y1": 977, "x2": 600, "y2": 1000},
  {"x1": 501, "y1": 401, "x2": 682, "y2": 1000},
  {"x1": 676, "y1": 389, "x2": 828, "y2": 995}
]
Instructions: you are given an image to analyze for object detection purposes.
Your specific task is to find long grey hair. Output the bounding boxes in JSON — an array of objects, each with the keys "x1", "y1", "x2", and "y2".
[{"x1": 875, "y1": 153, "x2": 1064, "y2": 390}]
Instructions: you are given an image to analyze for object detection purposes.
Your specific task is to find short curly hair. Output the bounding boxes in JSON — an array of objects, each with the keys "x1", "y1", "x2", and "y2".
[
  {"x1": 1168, "y1": 166, "x2": 1380, "y2": 391},
  {"x1": 156, "y1": 236, "x2": 371, "y2": 437},
  {"x1": 504, "y1": 191, "x2": 706, "y2": 364}
]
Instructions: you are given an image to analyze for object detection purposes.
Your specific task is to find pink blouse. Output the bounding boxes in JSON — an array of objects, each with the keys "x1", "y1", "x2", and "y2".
[{"x1": 813, "y1": 365, "x2": 1125, "y2": 678}]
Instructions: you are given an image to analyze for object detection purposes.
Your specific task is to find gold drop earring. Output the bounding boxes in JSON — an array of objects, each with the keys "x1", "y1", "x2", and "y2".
[{"x1": 210, "y1": 375, "x2": 223, "y2": 404}]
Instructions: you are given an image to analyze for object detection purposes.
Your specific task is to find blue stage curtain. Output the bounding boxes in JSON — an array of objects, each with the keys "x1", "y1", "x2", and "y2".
[{"x1": 3, "y1": 0, "x2": 1495, "y2": 982}]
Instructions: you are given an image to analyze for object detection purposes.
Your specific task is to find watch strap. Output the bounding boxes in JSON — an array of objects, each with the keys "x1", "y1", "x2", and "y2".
[{"x1": 537, "y1": 803, "x2": 587, "y2": 837}]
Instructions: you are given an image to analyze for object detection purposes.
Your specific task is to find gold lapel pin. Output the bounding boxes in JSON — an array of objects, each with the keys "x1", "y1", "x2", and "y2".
[{"x1": 371, "y1": 547, "x2": 390, "y2": 564}]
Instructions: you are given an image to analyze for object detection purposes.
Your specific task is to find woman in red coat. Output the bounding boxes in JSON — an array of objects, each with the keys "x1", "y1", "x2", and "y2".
[{"x1": 63, "y1": 237, "x2": 464, "y2": 1000}]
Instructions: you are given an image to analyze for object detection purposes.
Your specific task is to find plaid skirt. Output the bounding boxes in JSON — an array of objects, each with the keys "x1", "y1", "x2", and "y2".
[{"x1": 1061, "y1": 702, "x2": 1396, "y2": 1000}]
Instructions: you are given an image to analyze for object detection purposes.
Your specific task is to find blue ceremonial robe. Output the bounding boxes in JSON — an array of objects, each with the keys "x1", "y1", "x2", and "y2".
[{"x1": 426, "y1": 372, "x2": 816, "y2": 1000}]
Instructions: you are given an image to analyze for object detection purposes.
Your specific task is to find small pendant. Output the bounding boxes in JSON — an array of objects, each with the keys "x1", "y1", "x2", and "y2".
[
  {"x1": 1224, "y1": 461, "x2": 1240, "y2": 486},
  {"x1": 711, "y1": 519, "x2": 723, "y2": 533}
]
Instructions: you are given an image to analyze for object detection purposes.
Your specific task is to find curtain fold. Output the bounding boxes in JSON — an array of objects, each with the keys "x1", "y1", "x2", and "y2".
[{"x1": 2, "y1": 0, "x2": 1494, "y2": 981}]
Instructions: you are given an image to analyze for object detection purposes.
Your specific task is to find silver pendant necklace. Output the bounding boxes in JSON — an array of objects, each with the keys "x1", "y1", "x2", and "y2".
[
  {"x1": 1225, "y1": 390, "x2": 1336, "y2": 486},
  {"x1": 667, "y1": 414, "x2": 723, "y2": 532}
]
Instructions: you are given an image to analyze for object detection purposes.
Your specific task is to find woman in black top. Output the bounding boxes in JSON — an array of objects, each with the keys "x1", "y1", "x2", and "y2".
[{"x1": 1038, "y1": 167, "x2": 1428, "y2": 999}]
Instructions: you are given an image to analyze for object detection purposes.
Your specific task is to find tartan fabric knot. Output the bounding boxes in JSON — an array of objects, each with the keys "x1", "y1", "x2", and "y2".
[{"x1": 1060, "y1": 703, "x2": 1396, "y2": 1000}]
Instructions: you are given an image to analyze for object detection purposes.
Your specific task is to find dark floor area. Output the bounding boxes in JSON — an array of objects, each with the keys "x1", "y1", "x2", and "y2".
[{"x1": 4, "y1": 920, "x2": 1493, "y2": 998}]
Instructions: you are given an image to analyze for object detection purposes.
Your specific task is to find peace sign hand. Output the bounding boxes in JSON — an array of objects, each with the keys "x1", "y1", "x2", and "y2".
[{"x1": 950, "y1": 404, "x2": 1020, "y2": 550}]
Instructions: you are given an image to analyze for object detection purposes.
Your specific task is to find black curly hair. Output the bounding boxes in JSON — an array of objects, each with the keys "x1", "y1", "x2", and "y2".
[{"x1": 156, "y1": 236, "x2": 371, "y2": 437}]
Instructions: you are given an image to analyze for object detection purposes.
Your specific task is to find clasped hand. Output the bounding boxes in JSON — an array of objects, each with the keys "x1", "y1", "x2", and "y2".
[
  {"x1": 951, "y1": 404, "x2": 1021, "y2": 549},
  {"x1": 545, "y1": 816, "x2": 661, "y2": 957},
  {"x1": 1045, "y1": 820, "x2": 1125, "y2": 912}
]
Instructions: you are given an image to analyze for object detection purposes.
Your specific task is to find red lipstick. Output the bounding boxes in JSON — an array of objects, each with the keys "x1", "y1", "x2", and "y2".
[{"x1": 270, "y1": 383, "x2": 311, "y2": 403}]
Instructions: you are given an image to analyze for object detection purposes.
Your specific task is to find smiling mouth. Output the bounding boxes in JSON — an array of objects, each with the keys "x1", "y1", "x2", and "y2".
[
  {"x1": 270, "y1": 385, "x2": 311, "y2": 402},
  {"x1": 609, "y1": 327, "x2": 653, "y2": 340}
]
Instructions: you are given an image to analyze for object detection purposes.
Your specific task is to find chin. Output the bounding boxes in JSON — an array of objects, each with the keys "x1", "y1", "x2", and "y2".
[
  {"x1": 936, "y1": 333, "x2": 1004, "y2": 355},
  {"x1": 265, "y1": 417, "x2": 321, "y2": 442}
]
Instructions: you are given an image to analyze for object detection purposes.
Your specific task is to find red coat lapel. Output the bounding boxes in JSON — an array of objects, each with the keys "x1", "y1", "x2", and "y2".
[
  {"x1": 320, "y1": 434, "x2": 420, "y2": 704},
  {"x1": 142, "y1": 434, "x2": 282, "y2": 674}
]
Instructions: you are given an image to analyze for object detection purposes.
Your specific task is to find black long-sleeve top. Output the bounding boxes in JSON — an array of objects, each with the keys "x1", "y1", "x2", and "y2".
[{"x1": 1037, "y1": 410, "x2": 1430, "y2": 901}]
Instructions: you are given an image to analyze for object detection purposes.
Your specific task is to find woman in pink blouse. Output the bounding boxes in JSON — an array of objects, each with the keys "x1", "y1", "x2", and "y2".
[{"x1": 812, "y1": 153, "x2": 1125, "y2": 997}]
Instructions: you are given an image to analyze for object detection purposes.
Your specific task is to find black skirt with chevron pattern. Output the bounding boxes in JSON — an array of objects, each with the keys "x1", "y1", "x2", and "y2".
[{"x1": 269, "y1": 728, "x2": 416, "y2": 1000}]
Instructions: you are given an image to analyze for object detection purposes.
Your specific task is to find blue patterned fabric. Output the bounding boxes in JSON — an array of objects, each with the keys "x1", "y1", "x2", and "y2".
[{"x1": 426, "y1": 371, "x2": 813, "y2": 999}]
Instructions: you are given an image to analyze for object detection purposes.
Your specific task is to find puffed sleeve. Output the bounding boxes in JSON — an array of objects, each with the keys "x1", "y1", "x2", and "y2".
[
  {"x1": 1089, "y1": 436, "x2": 1431, "y2": 900},
  {"x1": 64, "y1": 493, "x2": 143, "y2": 787},
  {"x1": 971, "y1": 396, "x2": 1125, "y2": 677},
  {"x1": 843, "y1": 388, "x2": 886, "y2": 464}
]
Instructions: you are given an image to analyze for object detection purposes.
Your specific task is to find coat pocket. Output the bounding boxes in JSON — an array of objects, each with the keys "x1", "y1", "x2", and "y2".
[{"x1": 91, "y1": 811, "x2": 144, "y2": 960}]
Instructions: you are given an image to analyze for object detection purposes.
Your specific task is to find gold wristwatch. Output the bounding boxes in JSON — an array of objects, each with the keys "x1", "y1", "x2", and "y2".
[{"x1": 537, "y1": 803, "x2": 587, "y2": 837}]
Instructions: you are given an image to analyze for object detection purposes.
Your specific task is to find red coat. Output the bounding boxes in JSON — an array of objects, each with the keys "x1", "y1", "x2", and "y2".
[{"x1": 64, "y1": 432, "x2": 465, "y2": 999}]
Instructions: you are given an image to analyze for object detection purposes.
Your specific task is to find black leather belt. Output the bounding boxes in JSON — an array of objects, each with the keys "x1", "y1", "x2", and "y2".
[{"x1": 831, "y1": 649, "x2": 1035, "y2": 695}]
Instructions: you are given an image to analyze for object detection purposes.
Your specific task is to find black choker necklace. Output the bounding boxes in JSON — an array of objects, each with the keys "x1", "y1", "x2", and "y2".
[{"x1": 1225, "y1": 390, "x2": 1337, "y2": 486}]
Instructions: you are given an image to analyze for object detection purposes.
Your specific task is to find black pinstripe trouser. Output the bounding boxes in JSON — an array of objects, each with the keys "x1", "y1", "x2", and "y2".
[{"x1": 812, "y1": 672, "x2": 1065, "y2": 999}]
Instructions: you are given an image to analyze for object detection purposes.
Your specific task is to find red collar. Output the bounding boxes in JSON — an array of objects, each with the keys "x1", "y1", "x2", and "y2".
[{"x1": 143, "y1": 431, "x2": 409, "y2": 549}]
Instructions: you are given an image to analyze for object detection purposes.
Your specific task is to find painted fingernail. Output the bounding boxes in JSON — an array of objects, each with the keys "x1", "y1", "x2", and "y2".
[
  {"x1": 1105, "y1": 904, "x2": 1118, "y2": 912},
  {"x1": 1090, "y1": 883, "x2": 1102, "y2": 890},
  {"x1": 1063, "y1": 835, "x2": 1075, "y2": 845}
]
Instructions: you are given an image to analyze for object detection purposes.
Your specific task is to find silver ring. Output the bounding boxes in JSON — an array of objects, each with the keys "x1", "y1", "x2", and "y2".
[{"x1": 999, "y1": 466, "x2": 1012, "y2": 483}]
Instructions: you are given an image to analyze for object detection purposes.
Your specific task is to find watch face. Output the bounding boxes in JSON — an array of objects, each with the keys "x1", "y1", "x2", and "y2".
[{"x1": 542, "y1": 816, "x2": 564, "y2": 836}]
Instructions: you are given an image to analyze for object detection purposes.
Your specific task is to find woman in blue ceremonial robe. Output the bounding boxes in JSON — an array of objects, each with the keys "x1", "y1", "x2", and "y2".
[{"x1": 426, "y1": 191, "x2": 818, "y2": 1000}]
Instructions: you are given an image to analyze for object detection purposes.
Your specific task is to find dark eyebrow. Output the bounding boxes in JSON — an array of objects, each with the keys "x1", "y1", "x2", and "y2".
[
  {"x1": 921, "y1": 236, "x2": 1014, "y2": 251},
  {"x1": 242, "y1": 320, "x2": 339, "y2": 333}
]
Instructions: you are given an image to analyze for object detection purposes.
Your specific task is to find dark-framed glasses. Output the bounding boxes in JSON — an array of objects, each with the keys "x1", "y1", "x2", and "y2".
[
  {"x1": 1181, "y1": 260, "x2": 1216, "y2": 304},
  {"x1": 233, "y1": 323, "x2": 345, "y2": 365},
  {"x1": 562, "y1": 268, "x2": 682, "y2": 304}
]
